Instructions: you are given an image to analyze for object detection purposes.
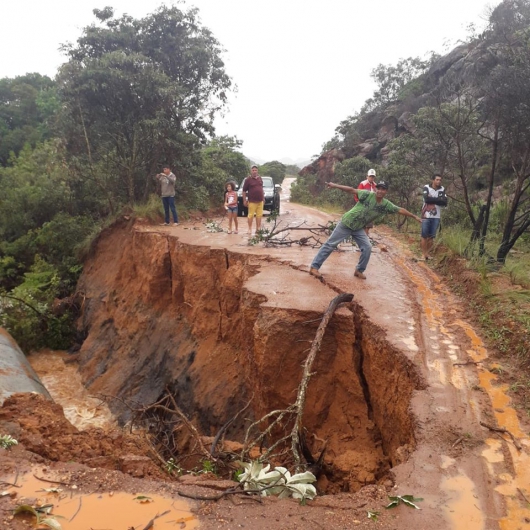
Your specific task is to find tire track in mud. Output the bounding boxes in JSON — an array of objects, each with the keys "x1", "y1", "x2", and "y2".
[{"x1": 382, "y1": 234, "x2": 530, "y2": 530}]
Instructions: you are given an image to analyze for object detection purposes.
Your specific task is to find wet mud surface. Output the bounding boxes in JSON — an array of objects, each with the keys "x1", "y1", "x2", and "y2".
[{"x1": 1, "y1": 178, "x2": 530, "y2": 529}]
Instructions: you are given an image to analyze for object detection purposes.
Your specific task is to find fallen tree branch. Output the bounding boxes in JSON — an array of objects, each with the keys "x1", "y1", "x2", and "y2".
[
  {"x1": 69, "y1": 497, "x2": 82, "y2": 522},
  {"x1": 211, "y1": 397, "x2": 253, "y2": 457},
  {"x1": 517, "y1": 487, "x2": 530, "y2": 505},
  {"x1": 291, "y1": 293, "x2": 354, "y2": 471},
  {"x1": 479, "y1": 421, "x2": 522, "y2": 451},
  {"x1": 165, "y1": 391, "x2": 211, "y2": 459}
]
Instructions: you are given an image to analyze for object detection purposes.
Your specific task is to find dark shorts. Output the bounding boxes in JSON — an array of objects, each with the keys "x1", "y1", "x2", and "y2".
[
  {"x1": 421, "y1": 218, "x2": 440, "y2": 239},
  {"x1": 227, "y1": 206, "x2": 237, "y2": 213}
]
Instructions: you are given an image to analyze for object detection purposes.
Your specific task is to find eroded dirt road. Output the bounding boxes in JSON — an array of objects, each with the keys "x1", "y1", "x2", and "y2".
[{"x1": 1, "y1": 178, "x2": 529, "y2": 529}]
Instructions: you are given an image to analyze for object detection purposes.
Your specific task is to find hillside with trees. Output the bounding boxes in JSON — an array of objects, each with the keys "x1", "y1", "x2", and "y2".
[{"x1": 294, "y1": 0, "x2": 530, "y2": 265}]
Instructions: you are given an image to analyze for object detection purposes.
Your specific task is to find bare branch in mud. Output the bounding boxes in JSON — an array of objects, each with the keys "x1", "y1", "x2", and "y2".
[
  {"x1": 517, "y1": 487, "x2": 530, "y2": 505},
  {"x1": 69, "y1": 497, "x2": 82, "y2": 522},
  {"x1": 291, "y1": 293, "x2": 354, "y2": 471},
  {"x1": 162, "y1": 390, "x2": 211, "y2": 459},
  {"x1": 211, "y1": 397, "x2": 253, "y2": 457},
  {"x1": 240, "y1": 408, "x2": 295, "y2": 461},
  {"x1": 33, "y1": 474, "x2": 71, "y2": 486},
  {"x1": 177, "y1": 480, "x2": 283, "y2": 501},
  {"x1": 479, "y1": 421, "x2": 522, "y2": 451},
  {"x1": 140, "y1": 509, "x2": 170, "y2": 530}
]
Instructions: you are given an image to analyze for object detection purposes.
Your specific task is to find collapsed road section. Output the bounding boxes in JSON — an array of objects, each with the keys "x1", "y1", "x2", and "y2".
[{"x1": 74, "y1": 218, "x2": 421, "y2": 493}]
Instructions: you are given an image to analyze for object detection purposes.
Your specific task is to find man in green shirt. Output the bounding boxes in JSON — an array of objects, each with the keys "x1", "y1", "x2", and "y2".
[{"x1": 310, "y1": 181, "x2": 421, "y2": 279}]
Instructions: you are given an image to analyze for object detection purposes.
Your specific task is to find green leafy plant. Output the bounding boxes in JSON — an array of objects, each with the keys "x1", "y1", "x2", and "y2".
[
  {"x1": 385, "y1": 494, "x2": 423, "y2": 510},
  {"x1": 237, "y1": 461, "x2": 317, "y2": 504},
  {"x1": 133, "y1": 495, "x2": 153, "y2": 503},
  {"x1": 205, "y1": 219, "x2": 224, "y2": 233},
  {"x1": 0, "y1": 434, "x2": 18, "y2": 449},
  {"x1": 165, "y1": 457, "x2": 182, "y2": 476},
  {"x1": 13, "y1": 504, "x2": 62, "y2": 529},
  {"x1": 367, "y1": 510, "x2": 380, "y2": 521},
  {"x1": 201, "y1": 459, "x2": 217, "y2": 474}
]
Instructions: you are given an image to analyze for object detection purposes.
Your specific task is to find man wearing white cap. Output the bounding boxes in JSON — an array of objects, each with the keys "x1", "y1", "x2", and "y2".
[{"x1": 356, "y1": 168, "x2": 377, "y2": 236}]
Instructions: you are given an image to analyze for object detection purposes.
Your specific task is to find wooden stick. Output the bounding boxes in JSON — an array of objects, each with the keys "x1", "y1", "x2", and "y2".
[
  {"x1": 140, "y1": 509, "x2": 170, "y2": 530},
  {"x1": 69, "y1": 497, "x2": 82, "y2": 522},
  {"x1": 33, "y1": 475, "x2": 71, "y2": 486},
  {"x1": 479, "y1": 421, "x2": 522, "y2": 451}
]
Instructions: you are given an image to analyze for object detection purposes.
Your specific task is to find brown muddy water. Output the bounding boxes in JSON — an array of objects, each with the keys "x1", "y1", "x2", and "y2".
[
  {"x1": 6, "y1": 468, "x2": 197, "y2": 529},
  {"x1": 24, "y1": 350, "x2": 197, "y2": 529}
]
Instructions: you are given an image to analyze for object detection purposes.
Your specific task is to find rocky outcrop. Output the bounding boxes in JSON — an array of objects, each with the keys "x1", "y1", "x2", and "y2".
[
  {"x1": 298, "y1": 148, "x2": 345, "y2": 189},
  {"x1": 300, "y1": 39, "x2": 499, "y2": 170}
]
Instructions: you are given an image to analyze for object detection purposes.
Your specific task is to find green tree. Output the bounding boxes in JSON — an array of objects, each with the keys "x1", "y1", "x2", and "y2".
[
  {"x1": 481, "y1": 0, "x2": 530, "y2": 262},
  {"x1": 362, "y1": 56, "x2": 432, "y2": 112},
  {"x1": 57, "y1": 5, "x2": 232, "y2": 208},
  {"x1": 258, "y1": 160, "x2": 286, "y2": 185},
  {"x1": 0, "y1": 73, "x2": 59, "y2": 166},
  {"x1": 202, "y1": 136, "x2": 248, "y2": 182}
]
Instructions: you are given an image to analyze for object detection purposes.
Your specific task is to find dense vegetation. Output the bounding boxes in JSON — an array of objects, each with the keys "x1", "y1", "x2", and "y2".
[{"x1": 0, "y1": 5, "x2": 286, "y2": 351}]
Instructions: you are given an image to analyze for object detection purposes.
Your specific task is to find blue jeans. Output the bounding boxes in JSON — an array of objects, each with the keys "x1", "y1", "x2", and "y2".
[
  {"x1": 162, "y1": 196, "x2": 178, "y2": 224},
  {"x1": 421, "y1": 218, "x2": 440, "y2": 239},
  {"x1": 311, "y1": 221, "x2": 372, "y2": 273}
]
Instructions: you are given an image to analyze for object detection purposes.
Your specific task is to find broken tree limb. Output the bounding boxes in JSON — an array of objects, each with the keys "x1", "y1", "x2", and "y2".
[
  {"x1": 165, "y1": 391, "x2": 211, "y2": 459},
  {"x1": 211, "y1": 397, "x2": 253, "y2": 457},
  {"x1": 291, "y1": 292, "x2": 354, "y2": 471},
  {"x1": 480, "y1": 421, "x2": 522, "y2": 451}
]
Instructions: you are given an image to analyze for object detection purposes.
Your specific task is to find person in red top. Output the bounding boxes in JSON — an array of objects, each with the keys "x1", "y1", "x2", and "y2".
[
  {"x1": 242, "y1": 165, "x2": 264, "y2": 235},
  {"x1": 355, "y1": 169, "x2": 377, "y2": 235}
]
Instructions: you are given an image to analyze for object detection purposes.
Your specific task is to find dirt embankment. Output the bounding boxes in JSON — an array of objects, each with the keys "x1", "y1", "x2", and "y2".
[{"x1": 72, "y1": 217, "x2": 421, "y2": 492}]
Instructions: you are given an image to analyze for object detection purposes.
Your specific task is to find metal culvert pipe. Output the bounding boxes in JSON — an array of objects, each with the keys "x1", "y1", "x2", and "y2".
[{"x1": 0, "y1": 328, "x2": 51, "y2": 406}]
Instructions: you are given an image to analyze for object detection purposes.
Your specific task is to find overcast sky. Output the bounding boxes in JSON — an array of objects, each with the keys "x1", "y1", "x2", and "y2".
[{"x1": 2, "y1": 0, "x2": 494, "y2": 163}]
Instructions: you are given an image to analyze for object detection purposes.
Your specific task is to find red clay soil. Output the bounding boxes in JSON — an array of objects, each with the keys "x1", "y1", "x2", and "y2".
[{"x1": 1, "y1": 179, "x2": 530, "y2": 529}]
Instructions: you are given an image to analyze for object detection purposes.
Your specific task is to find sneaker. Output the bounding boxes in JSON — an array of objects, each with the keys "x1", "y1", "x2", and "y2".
[
  {"x1": 160, "y1": 223, "x2": 170, "y2": 226},
  {"x1": 173, "y1": 222, "x2": 179, "y2": 226},
  {"x1": 354, "y1": 270, "x2": 366, "y2": 280},
  {"x1": 309, "y1": 267, "x2": 322, "y2": 279}
]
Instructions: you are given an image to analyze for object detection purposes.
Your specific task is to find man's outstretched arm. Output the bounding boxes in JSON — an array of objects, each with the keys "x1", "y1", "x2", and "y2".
[
  {"x1": 398, "y1": 208, "x2": 422, "y2": 223},
  {"x1": 325, "y1": 181, "x2": 358, "y2": 198}
]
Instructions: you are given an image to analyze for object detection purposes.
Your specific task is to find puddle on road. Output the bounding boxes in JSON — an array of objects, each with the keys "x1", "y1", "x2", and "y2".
[
  {"x1": 451, "y1": 320, "x2": 530, "y2": 530},
  {"x1": 5, "y1": 469, "x2": 197, "y2": 529},
  {"x1": 28, "y1": 350, "x2": 115, "y2": 431},
  {"x1": 441, "y1": 474, "x2": 485, "y2": 529}
]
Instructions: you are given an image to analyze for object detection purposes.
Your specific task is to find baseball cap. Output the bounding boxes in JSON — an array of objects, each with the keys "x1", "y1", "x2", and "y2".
[
  {"x1": 376, "y1": 181, "x2": 388, "y2": 189},
  {"x1": 367, "y1": 169, "x2": 376, "y2": 176}
]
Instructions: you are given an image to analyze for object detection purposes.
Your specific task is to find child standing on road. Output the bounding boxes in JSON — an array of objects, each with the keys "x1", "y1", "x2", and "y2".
[{"x1": 224, "y1": 182, "x2": 239, "y2": 234}]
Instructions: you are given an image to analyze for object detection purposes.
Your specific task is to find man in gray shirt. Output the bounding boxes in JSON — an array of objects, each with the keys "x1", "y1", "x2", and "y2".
[{"x1": 155, "y1": 165, "x2": 179, "y2": 226}]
